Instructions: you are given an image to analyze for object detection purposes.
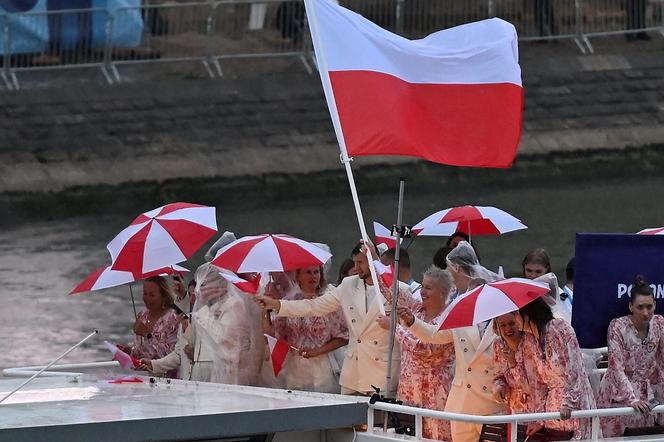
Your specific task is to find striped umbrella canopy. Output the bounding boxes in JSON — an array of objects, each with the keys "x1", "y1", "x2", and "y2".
[
  {"x1": 70, "y1": 264, "x2": 189, "y2": 295},
  {"x1": 637, "y1": 227, "x2": 664, "y2": 235},
  {"x1": 210, "y1": 234, "x2": 332, "y2": 273},
  {"x1": 107, "y1": 202, "x2": 217, "y2": 275},
  {"x1": 413, "y1": 205, "x2": 526, "y2": 238},
  {"x1": 438, "y1": 278, "x2": 550, "y2": 330}
]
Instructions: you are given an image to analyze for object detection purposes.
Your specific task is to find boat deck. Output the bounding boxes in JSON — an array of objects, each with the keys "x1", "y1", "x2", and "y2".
[{"x1": 0, "y1": 374, "x2": 367, "y2": 442}]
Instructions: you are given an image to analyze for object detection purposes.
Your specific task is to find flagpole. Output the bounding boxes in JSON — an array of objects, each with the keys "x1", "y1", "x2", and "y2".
[
  {"x1": 0, "y1": 330, "x2": 98, "y2": 405},
  {"x1": 384, "y1": 178, "x2": 405, "y2": 426},
  {"x1": 303, "y1": 0, "x2": 384, "y2": 314}
]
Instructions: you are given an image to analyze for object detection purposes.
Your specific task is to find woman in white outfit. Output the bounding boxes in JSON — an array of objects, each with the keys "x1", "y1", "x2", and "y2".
[{"x1": 397, "y1": 242, "x2": 505, "y2": 442}]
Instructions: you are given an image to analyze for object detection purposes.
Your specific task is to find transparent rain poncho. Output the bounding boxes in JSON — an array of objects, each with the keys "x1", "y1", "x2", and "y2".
[
  {"x1": 446, "y1": 241, "x2": 501, "y2": 284},
  {"x1": 189, "y1": 263, "x2": 262, "y2": 385}
]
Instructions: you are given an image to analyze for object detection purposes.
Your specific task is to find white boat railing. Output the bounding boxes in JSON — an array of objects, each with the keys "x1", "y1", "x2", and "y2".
[
  {"x1": 367, "y1": 401, "x2": 664, "y2": 441},
  {"x1": 2, "y1": 361, "x2": 120, "y2": 379}
]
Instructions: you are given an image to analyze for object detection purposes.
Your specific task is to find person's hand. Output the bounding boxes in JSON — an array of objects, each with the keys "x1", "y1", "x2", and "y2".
[
  {"x1": 184, "y1": 344, "x2": 194, "y2": 362},
  {"x1": 376, "y1": 314, "x2": 391, "y2": 330},
  {"x1": 299, "y1": 347, "x2": 319, "y2": 359},
  {"x1": 133, "y1": 319, "x2": 150, "y2": 337},
  {"x1": 360, "y1": 238, "x2": 379, "y2": 260},
  {"x1": 397, "y1": 306, "x2": 415, "y2": 327},
  {"x1": 559, "y1": 405, "x2": 572, "y2": 420},
  {"x1": 632, "y1": 400, "x2": 652, "y2": 415},
  {"x1": 138, "y1": 359, "x2": 153, "y2": 372},
  {"x1": 526, "y1": 422, "x2": 544, "y2": 437},
  {"x1": 254, "y1": 295, "x2": 281, "y2": 311},
  {"x1": 493, "y1": 385, "x2": 508, "y2": 404}
]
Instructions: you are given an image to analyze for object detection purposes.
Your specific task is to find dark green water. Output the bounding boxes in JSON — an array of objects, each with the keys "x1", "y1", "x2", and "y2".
[{"x1": 1, "y1": 151, "x2": 664, "y2": 369}]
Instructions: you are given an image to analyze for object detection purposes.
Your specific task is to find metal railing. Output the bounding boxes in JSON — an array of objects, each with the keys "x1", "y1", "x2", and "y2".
[
  {"x1": 367, "y1": 400, "x2": 664, "y2": 441},
  {"x1": 0, "y1": 0, "x2": 663, "y2": 89}
]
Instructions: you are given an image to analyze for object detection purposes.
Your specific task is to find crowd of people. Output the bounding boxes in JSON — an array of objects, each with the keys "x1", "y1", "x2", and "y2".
[{"x1": 121, "y1": 231, "x2": 663, "y2": 441}]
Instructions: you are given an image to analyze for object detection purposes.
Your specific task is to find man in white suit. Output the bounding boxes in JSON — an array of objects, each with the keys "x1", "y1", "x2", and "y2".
[{"x1": 257, "y1": 243, "x2": 410, "y2": 395}]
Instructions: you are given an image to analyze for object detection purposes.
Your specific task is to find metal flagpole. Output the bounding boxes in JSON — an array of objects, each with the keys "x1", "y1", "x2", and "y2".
[
  {"x1": 0, "y1": 330, "x2": 99, "y2": 405},
  {"x1": 303, "y1": 0, "x2": 383, "y2": 314},
  {"x1": 383, "y1": 178, "x2": 405, "y2": 430}
]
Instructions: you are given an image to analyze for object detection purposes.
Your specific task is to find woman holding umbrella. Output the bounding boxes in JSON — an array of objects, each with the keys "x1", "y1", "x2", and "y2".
[
  {"x1": 396, "y1": 242, "x2": 505, "y2": 442},
  {"x1": 596, "y1": 275, "x2": 664, "y2": 437},
  {"x1": 120, "y1": 276, "x2": 178, "y2": 363}
]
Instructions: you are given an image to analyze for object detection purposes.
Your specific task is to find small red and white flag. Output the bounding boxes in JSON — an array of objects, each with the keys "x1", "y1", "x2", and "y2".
[
  {"x1": 219, "y1": 272, "x2": 262, "y2": 295},
  {"x1": 373, "y1": 260, "x2": 394, "y2": 288},
  {"x1": 104, "y1": 341, "x2": 141, "y2": 370},
  {"x1": 373, "y1": 221, "x2": 397, "y2": 251},
  {"x1": 306, "y1": 0, "x2": 523, "y2": 168},
  {"x1": 264, "y1": 334, "x2": 292, "y2": 377}
]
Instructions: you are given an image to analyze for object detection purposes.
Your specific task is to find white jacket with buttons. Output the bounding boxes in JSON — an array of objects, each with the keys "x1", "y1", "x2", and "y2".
[
  {"x1": 408, "y1": 319, "x2": 506, "y2": 416},
  {"x1": 278, "y1": 275, "x2": 407, "y2": 394}
]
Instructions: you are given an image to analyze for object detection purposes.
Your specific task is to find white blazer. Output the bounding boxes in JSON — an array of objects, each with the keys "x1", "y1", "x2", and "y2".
[
  {"x1": 409, "y1": 319, "x2": 506, "y2": 416},
  {"x1": 278, "y1": 275, "x2": 409, "y2": 394}
]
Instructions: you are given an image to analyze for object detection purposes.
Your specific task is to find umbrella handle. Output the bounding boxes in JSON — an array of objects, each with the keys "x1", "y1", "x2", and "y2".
[{"x1": 128, "y1": 285, "x2": 138, "y2": 319}]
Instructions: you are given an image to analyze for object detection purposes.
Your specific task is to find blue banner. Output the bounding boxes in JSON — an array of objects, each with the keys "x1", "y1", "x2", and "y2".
[
  {"x1": 0, "y1": 0, "x2": 142, "y2": 55},
  {"x1": 573, "y1": 233, "x2": 664, "y2": 348}
]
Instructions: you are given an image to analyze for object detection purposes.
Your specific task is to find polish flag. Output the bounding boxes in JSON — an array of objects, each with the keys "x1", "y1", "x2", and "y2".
[
  {"x1": 306, "y1": 0, "x2": 523, "y2": 168},
  {"x1": 219, "y1": 272, "x2": 262, "y2": 295},
  {"x1": 373, "y1": 260, "x2": 394, "y2": 288},
  {"x1": 104, "y1": 341, "x2": 141, "y2": 370},
  {"x1": 264, "y1": 334, "x2": 291, "y2": 377},
  {"x1": 373, "y1": 221, "x2": 397, "y2": 251}
]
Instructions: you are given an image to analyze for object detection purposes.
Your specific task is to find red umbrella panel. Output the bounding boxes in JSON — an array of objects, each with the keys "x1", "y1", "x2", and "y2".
[
  {"x1": 107, "y1": 202, "x2": 217, "y2": 275},
  {"x1": 69, "y1": 264, "x2": 190, "y2": 295},
  {"x1": 210, "y1": 234, "x2": 332, "y2": 273},
  {"x1": 438, "y1": 278, "x2": 550, "y2": 330},
  {"x1": 637, "y1": 227, "x2": 664, "y2": 235},
  {"x1": 413, "y1": 205, "x2": 526, "y2": 237}
]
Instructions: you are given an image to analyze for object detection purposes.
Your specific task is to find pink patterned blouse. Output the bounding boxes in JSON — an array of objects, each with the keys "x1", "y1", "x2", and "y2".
[
  {"x1": 533, "y1": 318, "x2": 597, "y2": 440},
  {"x1": 396, "y1": 307, "x2": 455, "y2": 441},
  {"x1": 131, "y1": 309, "x2": 179, "y2": 360},
  {"x1": 596, "y1": 315, "x2": 664, "y2": 437},
  {"x1": 493, "y1": 333, "x2": 548, "y2": 415}
]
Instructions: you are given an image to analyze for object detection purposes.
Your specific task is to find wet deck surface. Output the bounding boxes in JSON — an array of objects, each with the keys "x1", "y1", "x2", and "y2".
[{"x1": 0, "y1": 375, "x2": 367, "y2": 442}]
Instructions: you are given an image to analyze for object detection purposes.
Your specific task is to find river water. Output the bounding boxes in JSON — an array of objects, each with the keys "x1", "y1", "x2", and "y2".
[{"x1": 1, "y1": 172, "x2": 663, "y2": 370}]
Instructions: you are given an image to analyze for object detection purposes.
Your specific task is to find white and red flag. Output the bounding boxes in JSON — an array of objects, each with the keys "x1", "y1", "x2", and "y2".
[
  {"x1": 104, "y1": 341, "x2": 141, "y2": 370},
  {"x1": 373, "y1": 260, "x2": 395, "y2": 288},
  {"x1": 306, "y1": 0, "x2": 523, "y2": 168},
  {"x1": 373, "y1": 221, "x2": 397, "y2": 250},
  {"x1": 264, "y1": 334, "x2": 292, "y2": 377},
  {"x1": 219, "y1": 272, "x2": 262, "y2": 295}
]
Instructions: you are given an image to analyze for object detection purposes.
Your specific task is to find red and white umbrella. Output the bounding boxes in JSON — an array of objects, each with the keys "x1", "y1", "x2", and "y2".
[
  {"x1": 107, "y1": 202, "x2": 217, "y2": 275},
  {"x1": 413, "y1": 205, "x2": 526, "y2": 238},
  {"x1": 637, "y1": 227, "x2": 664, "y2": 235},
  {"x1": 69, "y1": 264, "x2": 189, "y2": 295},
  {"x1": 210, "y1": 234, "x2": 332, "y2": 273},
  {"x1": 438, "y1": 278, "x2": 550, "y2": 330}
]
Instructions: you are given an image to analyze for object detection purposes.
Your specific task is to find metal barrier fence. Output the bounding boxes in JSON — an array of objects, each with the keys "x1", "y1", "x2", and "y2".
[{"x1": 0, "y1": 0, "x2": 663, "y2": 89}]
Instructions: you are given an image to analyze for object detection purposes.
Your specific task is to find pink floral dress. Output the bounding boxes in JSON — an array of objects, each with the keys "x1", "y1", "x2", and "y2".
[
  {"x1": 396, "y1": 307, "x2": 455, "y2": 441},
  {"x1": 131, "y1": 309, "x2": 179, "y2": 360},
  {"x1": 596, "y1": 315, "x2": 664, "y2": 437},
  {"x1": 493, "y1": 333, "x2": 548, "y2": 415},
  {"x1": 532, "y1": 318, "x2": 597, "y2": 440},
  {"x1": 273, "y1": 290, "x2": 348, "y2": 393}
]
